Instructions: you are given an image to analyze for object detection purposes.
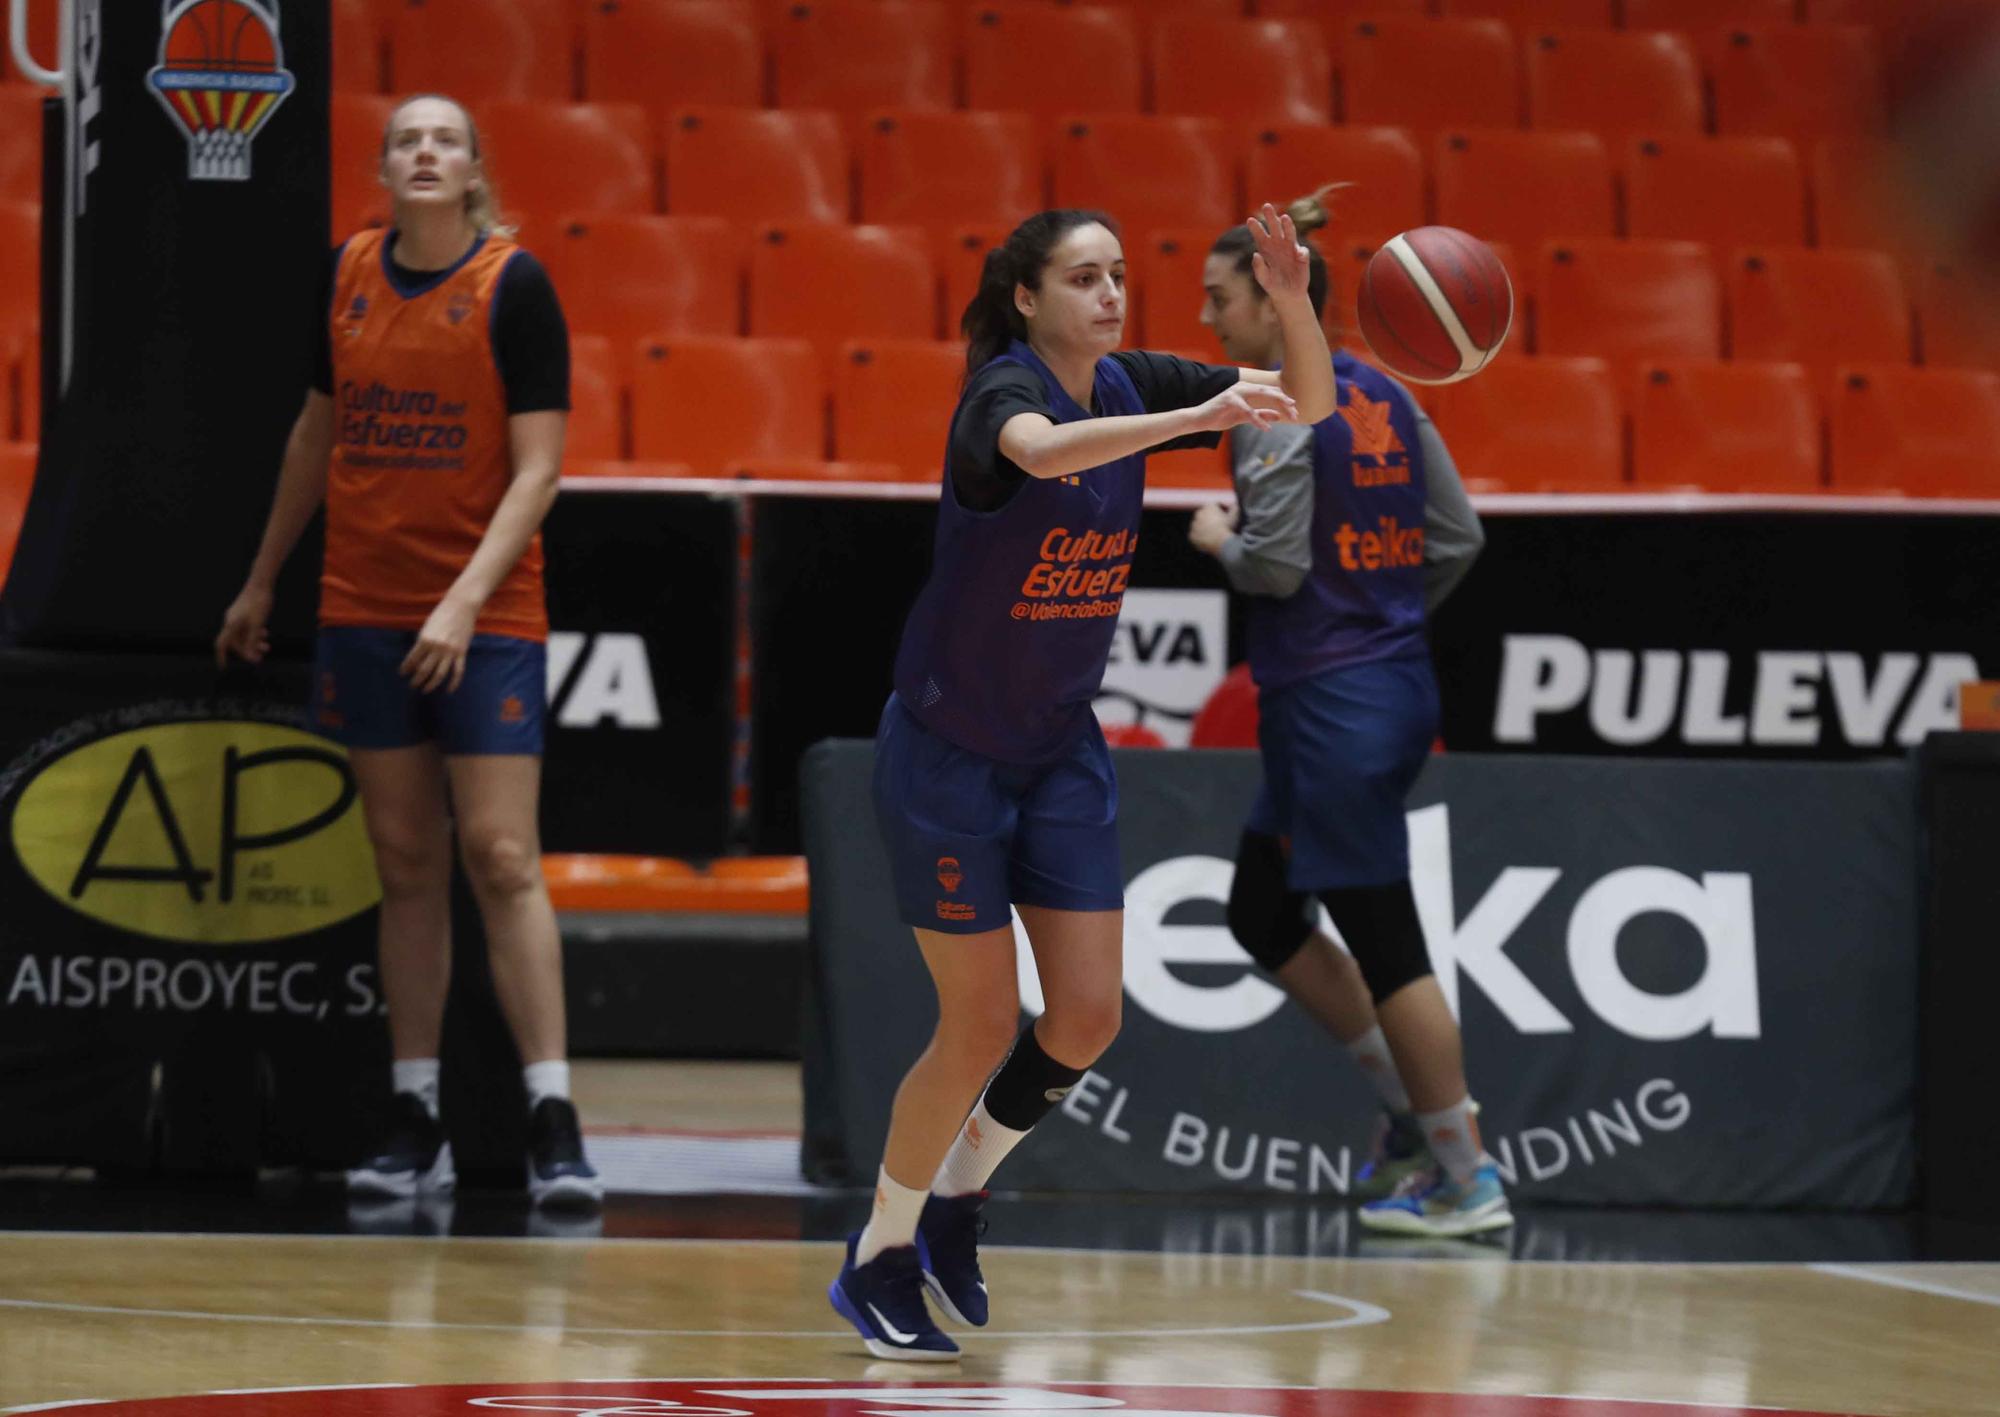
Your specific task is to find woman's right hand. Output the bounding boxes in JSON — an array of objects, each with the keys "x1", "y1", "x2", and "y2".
[
  {"x1": 215, "y1": 583, "x2": 274, "y2": 667},
  {"x1": 1188, "y1": 381, "x2": 1299, "y2": 435}
]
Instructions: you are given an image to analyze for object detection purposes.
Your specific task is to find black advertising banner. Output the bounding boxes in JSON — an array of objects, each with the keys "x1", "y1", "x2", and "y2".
[
  {"x1": 1428, "y1": 511, "x2": 2000, "y2": 758},
  {"x1": 1, "y1": 0, "x2": 329, "y2": 650},
  {"x1": 803, "y1": 743, "x2": 1918, "y2": 1208},
  {"x1": 0, "y1": 651, "x2": 384, "y2": 1169},
  {"x1": 541, "y1": 490, "x2": 736, "y2": 857}
]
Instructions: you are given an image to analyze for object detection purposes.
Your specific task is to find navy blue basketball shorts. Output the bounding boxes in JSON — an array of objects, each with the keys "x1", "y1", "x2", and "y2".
[
  {"x1": 873, "y1": 692, "x2": 1124, "y2": 935},
  {"x1": 312, "y1": 625, "x2": 547, "y2": 756},
  {"x1": 1246, "y1": 654, "x2": 1439, "y2": 892}
]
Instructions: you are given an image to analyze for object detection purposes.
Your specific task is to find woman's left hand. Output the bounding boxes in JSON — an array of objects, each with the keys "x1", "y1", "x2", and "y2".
[
  {"x1": 1189, "y1": 501, "x2": 1240, "y2": 556},
  {"x1": 402, "y1": 597, "x2": 477, "y2": 694},
  {"x1": 1247, "y1": 202, "x2": 1312, "y2": 303}
]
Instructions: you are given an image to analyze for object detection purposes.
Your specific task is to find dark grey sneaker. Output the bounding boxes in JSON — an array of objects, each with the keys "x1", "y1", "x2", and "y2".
[
  {"x1": 347, "y1": 1092, "x2": 455, "y2": 1200},
  {"x1": 526, "y1": 1097, "x2": 603, "y2": 1210}
]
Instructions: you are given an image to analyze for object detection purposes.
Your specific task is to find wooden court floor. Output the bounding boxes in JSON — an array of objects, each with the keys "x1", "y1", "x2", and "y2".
[{"x1": 0, "y1": 1230, "x2": 1994, "y2": 1415}]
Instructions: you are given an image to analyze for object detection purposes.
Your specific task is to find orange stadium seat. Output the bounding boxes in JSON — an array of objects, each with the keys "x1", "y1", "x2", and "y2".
[
  {"x1": 331, "y1": 0, "x2": 385, "y2": 93},
  {"x1": 385, "y1": 0, "x2": 577, "y2": 101},
  {"x1": 1727, "y1": 246, "x2": 1912, "y2": 391},
  {"x1": 832, "y1": 339, "x2": 964, "y2": 480},
  {"x1": 857, "y1": 111, "x2": 1042, "y2": 233},
  {"x1": 1153, "y1": 19, "x2": 1334, "y2": 125},
  {"x1": 1915, "y1": 263, "x2": 2000, "y2": 372},
  {"x1": 1442, "y1": 0, "x2": 1615, "y2": 24},
  {"x1": 482, "y1": 102, "x2": 655, "y2": 215},
  {"x1": 1621, "y1": 136, "x2": 1808, "y2": 249},
  {"x1": 1526, "y1": 29, "x2": 1704, "y2": 139},
  {"x1": 565, "y1": 334, "x2": 626, "y2": 462},
  {"x1": 1252, "y1": 0, "x2": 1430, "y2": 49},
  {"x1": 1, "y1": 88, "x2": 45, "y2": 205},
  {"x1": 770, "y1": 1, "x2": 954, "y2": 115},
  {"x1": 749, "y1": 223, "x2": 938, "y2": 368},
  {"x1": 583, "y1": 0, "x2": 763, "y2": 112},
  {"x1": 1706, "y1": 26, "x2": 1888, "y2": 145},
  {"x1": 1810, "y1": 138, "x2": 1928, "y2": 261},
  {"x1": 542, "y1": 854, "x2": 809, "y2": 915},
  {"x1": 630, "y1": 335, "x2": 826, "y2": 468},
  {"x1": 331, "y1": 94, "x2": 396, "y2": 238},
  {"x1": 0, "y1": 202, "x2": 37, "y2": 335},
  {"x1": 1631, "y1": 359, "x2": 1823, "y2": 492},
  {"x1": 0, "y1": 441, "x2": 32, "y2": 581},
  {"x1": 1435, "y1": 130, "x2": 1615, "y2": 258},
  {"x1": 1337, "y1": 17, "x2": 1521, "y2": 140},
  {"x1": 1430, "y1": 356, "x2": 1623, "y2": 492},
  {"x1": 1800, "y1": 0, "x2": 1905, "y2": 23},
  {"x1": 937, "y1": 225, "x2": 1008, "y2": 336},
  {"x1": 1245, "y1": 125, "x2": 1425, "y2": 246},
  {"x1": 1536, "y1": 238, "x2": 1724, "y2": 380},
  {"x1": 545, "y1": 214, "x2": 743, "y2": 353},
  {"x1": 1134, "y1": 229, "x2": 1227, "y2": 354},
  {"x1": 1051, "y1": 116, "x2": 1238, "y2": 239},
  {"x1": 964, "y1": 5, "x2": 1143, "y2": 118},
  {"x1": 1622, "y1": 0, "x2": 1795, "y2": 25},
  {"x1": 665, "y1": 107, "x2": 849, "y2": 225},
  {"x1": 1829, "y1": 365, "x2": 2000, "y2": 497}
]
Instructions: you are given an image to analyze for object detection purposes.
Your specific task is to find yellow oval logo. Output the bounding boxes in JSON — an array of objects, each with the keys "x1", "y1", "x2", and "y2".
[{"x1": 10, "y1": 721, "x2": 381, "y2": 945}]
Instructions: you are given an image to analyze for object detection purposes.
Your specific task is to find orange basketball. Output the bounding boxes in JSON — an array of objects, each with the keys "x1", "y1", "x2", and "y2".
[{"x1": 1355, "y1": 226, "x2": 1514, "y2": 385}]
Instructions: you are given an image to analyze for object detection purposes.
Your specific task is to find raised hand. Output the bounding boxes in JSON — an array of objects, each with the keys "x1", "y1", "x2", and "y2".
[{"x1": 1247, "y1": 202, "x2": 1312, "y2": 303}]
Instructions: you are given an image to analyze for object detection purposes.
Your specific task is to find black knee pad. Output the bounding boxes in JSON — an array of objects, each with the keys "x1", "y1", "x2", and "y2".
[
  {"x1": 1319, "y1": 880, "x2": 1432, "y2": 1004},
  {"x1": 1227, "y1": 830, "x2": 1316, "y2": 972}
]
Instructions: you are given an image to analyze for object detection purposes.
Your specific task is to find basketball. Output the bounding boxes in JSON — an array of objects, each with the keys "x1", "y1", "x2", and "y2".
[{"x1": 1355, "y1": 225, "x2": 1514, "y2": 385}]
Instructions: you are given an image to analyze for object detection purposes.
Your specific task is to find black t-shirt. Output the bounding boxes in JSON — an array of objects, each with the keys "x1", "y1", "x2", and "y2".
[
  {"x1": 949, "y1": 350, "x2": 1239, "y2": 512},
  {"x1": 310, "y1": 239, "x2": 570, "y2": 413}
]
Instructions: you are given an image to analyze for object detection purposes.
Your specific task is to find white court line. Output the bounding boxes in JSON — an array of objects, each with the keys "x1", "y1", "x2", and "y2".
[
  {"x1": 1526, "y1": 1397, "x2": 1789, "y2": 1411},
  {"x1": 1810, "y1": 1263, "x2": 2000, "y2": 1309},
  {"x1": 0, "y1": 1289, "x2": 1385, "y2": 1343},
  {"x1": 2, "y1": 1404, "x2": 110, "y2": 1413}
]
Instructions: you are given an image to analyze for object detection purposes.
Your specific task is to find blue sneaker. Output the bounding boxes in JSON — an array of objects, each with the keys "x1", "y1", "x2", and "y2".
[
  {"x1": 1359, "y1": 1161, "x2": 1513, "y2": 1237},
  {"x1": 828, "y1": 1234, "x2": 959, "y2": 1362},
  {"x1": 917, "y1": 1190, "x2": 989, "y2": 1326},
  {"x1": 1351, "y1": 1111, "x2": 1433, "y2": 1204}
]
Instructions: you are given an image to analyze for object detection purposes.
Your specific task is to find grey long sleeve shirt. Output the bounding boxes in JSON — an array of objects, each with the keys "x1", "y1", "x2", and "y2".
[{"x1": 1217, "y1": 380, "x2": 1484, "y2": 612}]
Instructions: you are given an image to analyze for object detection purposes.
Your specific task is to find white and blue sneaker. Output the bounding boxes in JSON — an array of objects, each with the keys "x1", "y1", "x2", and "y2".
[
  {"x1": 828, "y1": 1235, "x2": 960, "y2": 1362},
  {"x1": 347, "y1": 1092, "x2": 455, "y2": 1200},
  {"x1": 526, "y1": 1098, "x2": 603, "y2": 1211},
  {"x1": 1359, "y1": 1161, "x2": 1513, "y2": 1237},
  {"x1": 917, "y1": 1190, "x2": 989, "y2": 1326}
]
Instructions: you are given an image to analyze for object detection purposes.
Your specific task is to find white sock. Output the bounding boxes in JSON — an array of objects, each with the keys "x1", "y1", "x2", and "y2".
[
  {"x1": 932, "y1": 1099, "x2": 1029, "y2": 1198},
  {"x1": 855, "y1": 1166, "x2": 929, "y2": 1265},
  {"x1": 1344, "y1": 1025, "x2": 1413, "y2": 1115},
  {"x1": 1418, "y1": 1096, "x2": 1486, "y2": 1186},
  {"x1": 523, "y1": 1059, "x2": 571, "y2": 1110},
  {"x1": 392, "y1": 1058, "x2": 440, "y2": 1119}
]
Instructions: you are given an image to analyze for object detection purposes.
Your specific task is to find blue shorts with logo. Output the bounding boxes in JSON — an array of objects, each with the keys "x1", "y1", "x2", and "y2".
[
  {"x1": 312, "y1": 625, "x2": 547, "y2": 755},
  {"x1": 873, "y1": 692, "x2": 1124, "y2": 935},
  {"x1": 1247, "y1": 654, "x2": 1439, "y2": 892}
]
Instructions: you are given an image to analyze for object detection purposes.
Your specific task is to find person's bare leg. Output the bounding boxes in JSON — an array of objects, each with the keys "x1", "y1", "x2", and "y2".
[
  {"x1": 445, "y1": 753, "x2": 565, "y2": 1065},
  {"x1": 1375, "y1": 976, "x2": 1468, "y2": 1115},
  {"x1": 348, "y1": 745, "x2": 453, "y2": 1063},
  {"x1": 1275, "y1": 932, "x2": 1381, "y2": 1044}
]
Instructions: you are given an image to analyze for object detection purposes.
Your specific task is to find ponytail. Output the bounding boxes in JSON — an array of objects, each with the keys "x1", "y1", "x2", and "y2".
[
  {"x1": 961, "y1": 208, "x2": 1118, "y2": 382},
  {"x1": 1210, "y1": 182, "x2": 1348, "y2": 321}
]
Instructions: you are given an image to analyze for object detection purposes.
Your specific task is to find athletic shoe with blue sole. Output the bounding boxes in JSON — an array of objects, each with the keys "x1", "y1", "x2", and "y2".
[
  {"x1": 1359, "y1": 1161, "x2": 1514, "y2": 1237},
  {"x1": 828, "y1": 1234, "x2": 959, "y2": 1362},
  {"x1": 917, "y1": 1190, "x2": 989, "y2": 1326}
]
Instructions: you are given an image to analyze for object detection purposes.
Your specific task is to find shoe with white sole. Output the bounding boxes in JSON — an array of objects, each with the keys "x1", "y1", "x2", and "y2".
[
  {"x1": 828, "y1": 1234, "x2": 959, "y2": 1362},
  {"x1": 347, "y1": 1092, "x2": 455, "y2": 1200},
  {"x1": 1359, "y1": 1160, "x2": 1514, "y2": 1238}
]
